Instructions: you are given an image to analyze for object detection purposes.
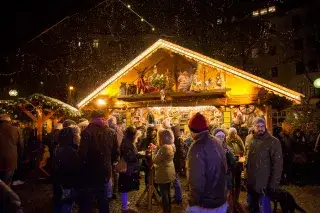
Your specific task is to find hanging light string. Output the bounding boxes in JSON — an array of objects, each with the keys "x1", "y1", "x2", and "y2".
[{"x1": 117, "y1": 0, "x2": 155, "y2": 31}]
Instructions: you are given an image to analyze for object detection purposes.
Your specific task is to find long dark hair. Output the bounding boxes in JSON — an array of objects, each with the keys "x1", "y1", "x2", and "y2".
[{"x1": 124, "y1": 126, "x2": 137, "y2": 143}]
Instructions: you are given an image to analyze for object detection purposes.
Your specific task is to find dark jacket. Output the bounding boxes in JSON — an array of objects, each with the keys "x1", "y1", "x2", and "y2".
[
  {"x1": 187, "y1": 130, "x2": 227, "y2": 209},
  {"x1": 0, "y1": 121, "x2": 23, "y2": 172},
  {"x1": 120, "y1": 138, "x2": 140, "y2": 175},
  {"x1": 53, "y1": 127, "x2": 81, "y2": 189},
  {"x1": 43, "y1": 129, "x2": 60, "y2": 160},
  {"x1": 118, "y1": 138, "x2": 140, "y2": 193},
  {"x1": 246, "y1": 131, "x2": 283, "y2": 193},
  {"x1": 78, "y1": 122, "x2": 119, "y2": 186},
  {"x1": 172, "y1": 126, "x2": 187, "y2": 174},
  {"x1": 0, "y1": 180, "x2": 23, "y2": 213}
]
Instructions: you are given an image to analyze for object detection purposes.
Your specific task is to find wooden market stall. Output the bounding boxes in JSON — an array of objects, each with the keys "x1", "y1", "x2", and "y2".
[{"x1": 77, "y1": 39, "x2": 303, "y2": 132}]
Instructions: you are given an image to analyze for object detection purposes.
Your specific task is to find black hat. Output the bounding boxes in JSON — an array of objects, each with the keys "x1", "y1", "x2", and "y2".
[{"x1": 90, "y1": 110, "x2": 106, "y2": 119}]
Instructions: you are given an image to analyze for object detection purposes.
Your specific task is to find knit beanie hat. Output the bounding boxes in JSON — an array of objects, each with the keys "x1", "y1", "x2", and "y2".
[
  {"x1": 253, "y1": 117, "x2": 266, "y2": 126},
  {"x1": 188, "y1": 112, "x2": 209, "y2": 133}
]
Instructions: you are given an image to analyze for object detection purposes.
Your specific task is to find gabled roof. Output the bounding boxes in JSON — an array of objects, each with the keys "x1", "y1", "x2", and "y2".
[{"x1": 77, "y1": 39, "x2": 303, "y2": 108}]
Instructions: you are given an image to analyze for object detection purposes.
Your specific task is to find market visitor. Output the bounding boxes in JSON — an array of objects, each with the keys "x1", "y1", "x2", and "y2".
[
  {"x1": 118, "y1": 126, "x2": 141, "y2": 213},
  {"x1": 138, "y1": 126, "x2": 157, "y2": 186},
  {"x1": 0, "y1": 114, "x2": 24, "y2": 186},
  {"x1": 171, "y1": 125, "x2": 186, "y2": 205},
  {"x1": 52, "y1": 126, "x2": 81, "y2": 213},
  {"x1": 227, "y1": 127, "x2": 245, "y2": 201},
  {"x1": 77, "y1": 110, "x2": 119, "y2": 213},
  {"x1": 213, "y1": 128, "x2": 237, "y2": 212},
  {"x1": 108, "y1": 116, "x2": 122, "y2": 199},
  {"x1": 246, "y1": 117, "x2": 283, "y2": 213},
  {"x1": 152, "y1": 128, "x2": 176, "y2": 213},
  {"x1": 186, "y1": 112, "x2": 228, "y2": 213}
]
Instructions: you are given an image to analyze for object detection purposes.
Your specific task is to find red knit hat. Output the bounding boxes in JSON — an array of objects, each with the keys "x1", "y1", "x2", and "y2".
[{"x1": 188, "y1": 112, "x2": 209, "y2": 133}]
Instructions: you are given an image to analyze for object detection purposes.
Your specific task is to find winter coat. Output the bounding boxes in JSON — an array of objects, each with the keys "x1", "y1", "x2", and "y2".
[
  {"x1": 187, "y1": 130, "x2": 227, "y2": 209},
  {"x1": 53, "y1": 127, "x2": 82, "y2": 189},
  {"x1": 43, "y1": 129, "x2": 60, "y2": 160},
  {"x1": 0, "y1": 121, "x2": 23, "y2": 172},
  {"x1": 225, "y1": 147, "x2": 237, "y2": 190},
  {"x1": 172, "y1": 126, "x2": 187, "y2": 174},
  {"x1": 0, "y1": 180, "x2": 23, "y2": 213},
  {"x1": 227, "y1": 135, "x2": 245, "y2": 156},
  {"x1": 78, "y1": 122, "x2": 119, "y2": 186},
  {"x1": 118, "y1": 138, "x2": 140, "y2": 193},
  {"x1": 246, "y1": 132, "x2": 283, "y2": 193},
  {"x1": 153, "y1": 144, "x2": 176, "y2": 184}
]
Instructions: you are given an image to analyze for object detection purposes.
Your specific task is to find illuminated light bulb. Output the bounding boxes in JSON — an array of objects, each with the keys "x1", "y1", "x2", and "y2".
[
  {"x1": 127, "y1": 4, "x2": 131, "y2": 8},
  {"x1": 69, "y1": 86, "x2": 74, "y2": 91},
  {"x1": 97, "y1": 99, "x2": 107, "y2": 106},
  {"x1": 141, "y1": 18, "x2": 144, "y2": 22},
  {"x1": 314, "y1": 78, "x2": 320, "y2": 89},
  {"x1": 152, "y1": 27, "x2": 155, "y2": 31},
  {"x1": 9, "y1": 90, "x2": 18, "y2": 97}
]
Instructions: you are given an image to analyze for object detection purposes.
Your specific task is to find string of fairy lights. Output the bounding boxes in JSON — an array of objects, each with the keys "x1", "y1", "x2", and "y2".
[{"x1": 117, "y1": 0, "x2": 155, "y2": 31}]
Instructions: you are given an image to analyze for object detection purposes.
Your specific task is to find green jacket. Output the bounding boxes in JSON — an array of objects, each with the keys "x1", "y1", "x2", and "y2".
[
  {"x1": 227, "y1": 135, "x2": 245, "y2": 156},
  {"x1": 153, "y1": 144, "x2": 176, "y2": 184},
  {"x1": 246, "y1": 132, "x2": 283, "y2": 193}
]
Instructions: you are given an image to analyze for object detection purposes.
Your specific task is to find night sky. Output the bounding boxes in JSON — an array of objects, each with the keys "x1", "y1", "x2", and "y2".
[{"x1": 0, "y1": 0, "x2": 299, "y2": 101}]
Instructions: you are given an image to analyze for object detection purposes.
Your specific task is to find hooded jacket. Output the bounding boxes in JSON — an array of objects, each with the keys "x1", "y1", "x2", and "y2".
[
  {"x1": 153, "y1": 144, "x2": 176, "y2": 184},
  {"x1": 187, "y1": 130, "x2": 227, "y2": 209},
  {"x1": 246, "y1": 131, "x2": 283, "y2": 193},
  {"x1": 53, "y1": 127, "x2": 82, "y2": 189}
]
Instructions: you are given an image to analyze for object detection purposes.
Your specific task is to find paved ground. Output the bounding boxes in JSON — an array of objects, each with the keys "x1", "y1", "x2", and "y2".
[{"x1": 13, "y1": 177, "x2": 320, "y2": 213}]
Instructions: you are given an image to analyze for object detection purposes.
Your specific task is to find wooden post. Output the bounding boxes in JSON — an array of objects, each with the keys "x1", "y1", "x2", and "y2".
[{"x1": 265, "y1": 105, "x2": 273, "y2": 133}]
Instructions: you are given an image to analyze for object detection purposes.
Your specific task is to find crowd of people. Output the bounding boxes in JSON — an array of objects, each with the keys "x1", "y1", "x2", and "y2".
[{"x1": 0, "y1": 110, "x2": 318, "y2": 213}]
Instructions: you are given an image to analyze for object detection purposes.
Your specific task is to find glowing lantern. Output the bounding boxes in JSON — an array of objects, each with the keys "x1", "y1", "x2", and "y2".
[
  {"x1": 9, "y1": 90, "x2": 18, "y2": 97},
  {"x1": 313, "y1": 78, "x2": 320, "y2": 88}
]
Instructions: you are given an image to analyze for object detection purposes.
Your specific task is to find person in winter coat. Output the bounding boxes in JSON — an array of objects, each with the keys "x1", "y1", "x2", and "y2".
[
  {"x1": 77, "y1": 111, "x2": 119, "y2": 213},
  {"x1": 0, "y1": 179, "x2": 23, "y2": 213},
  {"x1": 186, "y1": 113, "x2": 228, "y2": 213},
  {"x1": 108, "y1": 116, "x2": 123, "y2": 199},
  {"x1": 246, "y1": 118, "x2": 283, "y2": 213},
  {"x1": 152, "y1": 128, "x2": 176, "y2": 213},
  {"x1": 227, "y1": 127, "x2": 245, "y2": 201},
  {"x1": 171, "y1": 125, "x2": 186, "y2": 205},
  {"x1": 138, "y1": 126, "x2": 157, "y2": 186},
  {"x1": 0, "y1": 114, "x2": 23, "y2": 185},
  {"x1": 213, "y1": 128, "x2": 237, "y2": 212},
  {"x1": 118, "y1": 127, "x2": 141, "y2": 213},
  {"x1": 52, "y1": 127, "x2": 81, "y2": 213}
]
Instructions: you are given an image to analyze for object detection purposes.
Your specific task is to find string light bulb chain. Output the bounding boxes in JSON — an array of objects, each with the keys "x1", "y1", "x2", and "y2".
[{"x1": 116, "y1": 0, "x2": 155, "y2": 31}]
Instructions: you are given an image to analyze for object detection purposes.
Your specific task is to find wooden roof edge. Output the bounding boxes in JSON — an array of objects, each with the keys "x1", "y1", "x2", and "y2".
[{"x1": 77, "y1": 39, "x2": 303, "y2": 108}]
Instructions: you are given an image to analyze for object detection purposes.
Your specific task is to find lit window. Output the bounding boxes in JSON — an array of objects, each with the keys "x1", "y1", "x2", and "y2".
[
  {"x1": 260, "y1": 8, "x2": 268, "y2": 15},
  {"x1": 252, "y1": 10, "x2": 259, "y2": 17},
  {"x1": 93, "y1": 39, "x2": 99, "y2": 48},
  {"x1": 268, "y1": 6, "x2": 276, "y2": 13},
  {"x1": 217, "y1": 18, "x2": 223, "y2": 25}
]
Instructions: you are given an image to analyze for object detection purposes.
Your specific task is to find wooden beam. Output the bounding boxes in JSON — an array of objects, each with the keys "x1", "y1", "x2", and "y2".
[{"x1": 117, "y1": 89, "x2": 230, "y2": 102}]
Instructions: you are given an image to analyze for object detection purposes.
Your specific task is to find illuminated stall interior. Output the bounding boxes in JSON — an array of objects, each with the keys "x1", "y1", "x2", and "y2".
[{"x1": 78, "y1": 39, "x2": 303, "y2": 132}]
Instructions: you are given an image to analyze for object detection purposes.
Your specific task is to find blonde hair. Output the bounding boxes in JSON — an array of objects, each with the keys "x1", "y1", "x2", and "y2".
[{"x1": 157, "y1": 128, "x2": 174, "y2": 146}]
